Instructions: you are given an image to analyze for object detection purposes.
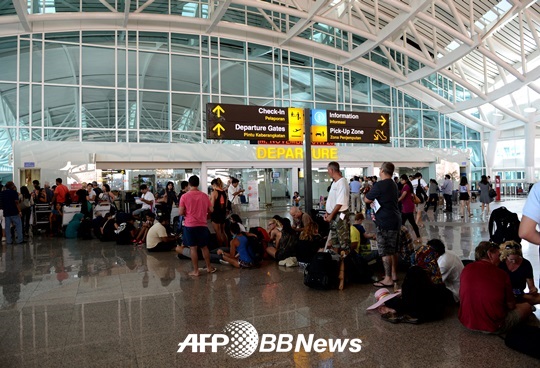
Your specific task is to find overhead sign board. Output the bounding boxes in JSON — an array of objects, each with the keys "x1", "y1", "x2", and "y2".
[
  {"x1": 206, "y1": 103, "x2": 304, "y2": 142},
  {"x1": 310, "y1": 109, "x2": 390, "y2": 144}
]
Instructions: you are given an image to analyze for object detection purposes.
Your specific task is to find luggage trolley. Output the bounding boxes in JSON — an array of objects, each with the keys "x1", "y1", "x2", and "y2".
[{"x1": 32, "y1": 203, "x2": 52, "y2": 234}]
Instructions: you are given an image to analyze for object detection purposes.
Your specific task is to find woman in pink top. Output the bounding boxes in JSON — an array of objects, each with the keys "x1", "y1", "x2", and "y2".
[{"x1": 398, "y1": 174, "x2": 421, "y2": 243}]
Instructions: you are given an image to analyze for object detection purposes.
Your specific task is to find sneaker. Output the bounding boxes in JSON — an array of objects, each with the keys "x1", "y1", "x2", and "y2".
[
  {"x1": 381, "y1": 312, "x2": 402, "y2": 324},
  {"x1": 219, "y1": 259, "x2": 230, "y2": 265},
  {"x1": 401, "y1": 314, "x2": 420, "y2": 324},
  {"x1": 285, "y1": 257, "x2": 298, "y2": 267}
]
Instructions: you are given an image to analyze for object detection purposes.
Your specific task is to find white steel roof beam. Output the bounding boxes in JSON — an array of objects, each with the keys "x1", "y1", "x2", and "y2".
[
  {"x1": 13, "y1": 0, "x2": 31, "y2": 32},
  {"x1": 123, "y1": 0, "x2": 131, "y2": 27},
  {"x1": 441, "y1": 64, "x2": 540, "y2": 115},
  {"x1": 344, "y1": 0, "x2": 432, "y2": 64},
  {"x1": 207, "y1": 0, "x2": 233, "y2": 34},
  {"x1": 280, "y1": 0, "x2": 329, "y2": 45}
]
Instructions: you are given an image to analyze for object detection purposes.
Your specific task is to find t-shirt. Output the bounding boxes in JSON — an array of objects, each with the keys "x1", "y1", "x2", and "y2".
[
  {"x1": 365, "y1": 178, "x2": 401, "y2": 230},
  {"x1": 179, "y1": 190, "x2": 212, "y2": 227},
  {"x1": 353, "y1": 223, "x2": 369, "y2": 245},
  {"x1": 1, "y1": 189, "x2": 19, "y2": 216},
  {"x1": 326, "y1": 177, "x2": 349, "y2": 213},
  {"x1": 459, "y1": 260, "x2": 515, "y2": 333},
  {"x1": 236, "y1": 235, "x2": 253, "y2": 263},
  {"x1": 438, "y1": 251, "x2": 464, "y2": 302},
  {"x1": 350, "y1": 225, "x2": 360, "y2": 252},
  {"x1": 54, "y1": 184, "x2": 70, "y2": 204},
  {"x1": 228, "y1": 185, "x2": 241, "y2": 204},
  {"x1": 499, "y1": 258, "x2": 534, "y2": 295},
  {"x1": 140, "y1": 191, "x2": 155, "y2": 210},
  {"x1": 522, "y1": 182, "x2": 540, "y2": 224},
  {"x1": 349, "y1": 180, "x2": 361, "y2": 194},
  {"x1": 400, "y1": 184, "x2": 415, "y2": 214},
  {"x1": 412, "y1": 178, "x2": 427, "y2": 192},
  {"x1": 146, "y1": 222, "x2": 168, "y2": 249}
]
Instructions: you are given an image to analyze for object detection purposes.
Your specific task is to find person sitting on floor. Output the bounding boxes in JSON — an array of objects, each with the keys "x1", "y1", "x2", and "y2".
[
  {"x1": 428, "y1": 238, "x2": 464, "y2": 303},
  {"x1": 499, "y1": 240, "x2": 540, "y2": 306},
  {"x1": 217, "y1": 223, "x2": 255, "y2": 269},
  {"x1": 266, "y1": 217, "x2": 297, "y2": 261},
  {"x1": 132, "y1": 212, "x2": 157, "y2": 246},
  {"x1": 229, "y1": 213, "x2": 246, "y2": 232},
  {"x1": 459, "y1": 241, "x2": 532, "y2": 334},
  {"x1": 296, "y1": 221, "x2": 325, "y2": 264},
  {"x1": 146, "y1": 216, "x2": 179, "y2": 252}
]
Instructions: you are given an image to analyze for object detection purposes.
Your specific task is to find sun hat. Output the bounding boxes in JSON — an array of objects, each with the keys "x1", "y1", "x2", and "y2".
[{"x1": 366, "y1": 288, "x2": 401, "y2": 310}]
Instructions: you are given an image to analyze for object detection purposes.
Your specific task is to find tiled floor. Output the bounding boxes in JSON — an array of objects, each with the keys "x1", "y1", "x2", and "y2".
[{"x1": 0, "y1": 197, "x2": 539, "y2": 367}]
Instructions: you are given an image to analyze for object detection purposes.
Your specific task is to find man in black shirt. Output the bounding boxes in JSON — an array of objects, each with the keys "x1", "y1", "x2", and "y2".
[
  {"x1": 365, "y1": 162, "x2": 401, "y2": 287},
  {"x1": 0, "y1": 182, "x2": 24, "y2": 244}
]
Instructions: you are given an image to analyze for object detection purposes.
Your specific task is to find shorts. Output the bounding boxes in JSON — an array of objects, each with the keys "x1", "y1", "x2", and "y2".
[
  {"x1": 210, "y1": 211, "x2": 227, "y2": 224},
  {"x1": 327, "y1": 211, "x2": 351, "y2": 251},
  {"x1": 376, "y1": 227, "x2": 400, "y2": 256},
  {"x1": 183, "y1": 226, "x2": 209, "y2": 247},
  {"x1": 497, "y1": 309, "x2": 521, "y2": 334},
  {"x1": 459, "y1": 192, "x2": 470, "y2": 201}
]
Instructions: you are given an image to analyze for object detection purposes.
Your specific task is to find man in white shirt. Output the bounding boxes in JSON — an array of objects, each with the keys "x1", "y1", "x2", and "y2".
[
  {"x1": 227, "y1": 178, "x2": 244, "y2": 216},
  {"x1": 428, "y1": 239, "x2": 464, "y2": 303},
  {"x1": 324, "y1": 161, "x2": 350, "y2": 252},
  {"x1": 146, "y1": 216, "x2": 178, "y2": 252},
  {"x1": 133, "y1": 184, "x2": 155, "y2": 219}
]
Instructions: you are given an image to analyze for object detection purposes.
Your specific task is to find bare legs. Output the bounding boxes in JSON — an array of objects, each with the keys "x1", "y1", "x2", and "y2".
[
  {"x1": 212, "y1": 222, "x2": 227, "y2": 248},
  {"x1": 377, "y1": 254, "x2": 398, "y2": 285},
  {"x1": 188, "y1": 246, "x2": 214, "y2": 276}
]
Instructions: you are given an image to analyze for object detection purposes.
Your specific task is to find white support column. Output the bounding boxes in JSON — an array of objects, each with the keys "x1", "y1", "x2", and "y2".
[
  {"x1": 524, "y1": 117, "x2": 536, "y2": 183},
  {"x1": 291, "y1": 166, "x2": 299, "y2": 197},
  {"x1": 485, "y1": 129, "x2": 500, "y2": 177}
]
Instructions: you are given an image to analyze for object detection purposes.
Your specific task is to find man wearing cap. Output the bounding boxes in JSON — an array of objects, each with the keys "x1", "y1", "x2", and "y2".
[{"x1": 459, "y1": 241, "x2": 532, "y2": 333}]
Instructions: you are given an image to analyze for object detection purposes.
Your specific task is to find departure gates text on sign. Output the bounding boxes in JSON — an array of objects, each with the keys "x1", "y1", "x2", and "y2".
[{"x1": 206, "y1": 103, "x2": 304, "y2": 142}]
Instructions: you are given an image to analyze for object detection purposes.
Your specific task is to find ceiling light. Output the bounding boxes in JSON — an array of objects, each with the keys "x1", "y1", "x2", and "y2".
[{"x1": 524, "y1": 107, "x2": 537, "y2": 113}]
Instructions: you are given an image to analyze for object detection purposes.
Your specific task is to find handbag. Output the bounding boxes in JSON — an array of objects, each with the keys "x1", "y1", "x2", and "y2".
[
  {"x1": 412, "y1": 193, "x2": 421, "y2": 205},
  {"x1": 488, "y1": 188, "x2": 497, "y2": 198}
]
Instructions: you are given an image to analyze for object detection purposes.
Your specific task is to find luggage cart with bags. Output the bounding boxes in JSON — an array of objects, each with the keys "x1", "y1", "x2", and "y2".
[{"x1": 32, "y1": 203, "x2": 52, "y2": 234}]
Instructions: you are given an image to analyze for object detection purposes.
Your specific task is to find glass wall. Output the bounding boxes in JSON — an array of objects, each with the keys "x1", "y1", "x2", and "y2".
[{"x1": 0, "y1": 31, "x2": 483, "y2": 173}]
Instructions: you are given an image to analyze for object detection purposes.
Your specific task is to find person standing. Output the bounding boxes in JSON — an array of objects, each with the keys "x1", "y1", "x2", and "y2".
[
  {"x1": 0, "y1": 182, "x2": 24, "y2": 244},
  {"x1": 440, "y1": 174, "x2": 453, "y2": 213},
  {"x1": 478, "y1": 175, "x2": 493, "y2": 217},
  {"x1": 518, "y1": 182, "x2": 540, "y2": 283},
  {"x1": 365, "y1": 162, "x2": 401, "y2": 287},
  {"x1": 397, "y1": 175, "x2": 421, "y2": 243},
  {"x1": 51, "y1": 178, "x2": 70, "y2": 205},
  {"x1": 458, "y1": 176, "x2": 472, "y2": 219},
  {"x1": 209, "y1": 178, "x2": 228, "y2": 248},
  {"x1": 227, "y1": 178, "x2": 244, "y2": 216},
  {"x1": 178, "y1": 175, "x2": 216, "y2": 276},
  {"x1": 349, "y1": 176, "x2": 361, "y2": 214},
  {"x1": 324, "y1": 161, "x2": 351, "y2": 253}
]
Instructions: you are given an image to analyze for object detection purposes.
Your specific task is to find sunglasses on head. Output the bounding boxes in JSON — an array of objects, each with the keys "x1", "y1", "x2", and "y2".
[{"x1": 505, "y1": 243, "x2": 522, "y2": 250}]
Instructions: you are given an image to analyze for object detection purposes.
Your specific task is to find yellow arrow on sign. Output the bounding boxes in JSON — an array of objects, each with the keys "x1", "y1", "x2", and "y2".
[
  {"x1": 212, "y1": 105, "x2": 225, "y2": 118},
  {"x1": 212, "y1": 123, "x2": 225, "y2": 136},
  {"x1": 378, "y1": 115, "x2": 386, "y2": 126}
]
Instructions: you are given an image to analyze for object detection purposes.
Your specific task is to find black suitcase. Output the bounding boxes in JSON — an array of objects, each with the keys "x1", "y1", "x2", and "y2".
[{"x1": 304, "y1": 252, "x2": 339, "y2": 290}]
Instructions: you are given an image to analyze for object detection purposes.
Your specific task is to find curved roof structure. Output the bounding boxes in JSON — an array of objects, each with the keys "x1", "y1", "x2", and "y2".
[{"x1": 0, "y1": 0, "x2": 538, "y2": 149}]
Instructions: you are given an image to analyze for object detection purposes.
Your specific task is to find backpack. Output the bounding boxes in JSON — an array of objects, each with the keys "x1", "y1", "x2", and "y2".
[
  {"x1": 304, "y1": 252, "x2": 340, "y2": 290},
  {"x1": 415, "y1": 179, "x2": 428, "y2": 203},
  {"x1": 488, "y1": 207, "x2": 521, "y2": 245},
  {"x1": 343, "y1": 250, "x2": 373, "y2": 284},
  {"x1": 244, "y1": 233, "x2": 264, "y2": 265},
  {"x1": 78, "y1": 217, "x2": 93, "y2": 240}
]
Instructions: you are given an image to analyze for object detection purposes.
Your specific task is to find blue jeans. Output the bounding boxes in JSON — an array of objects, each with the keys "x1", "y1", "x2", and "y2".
[{"x1": 5, "y1": 215, "x2": 23, "y2": 244}]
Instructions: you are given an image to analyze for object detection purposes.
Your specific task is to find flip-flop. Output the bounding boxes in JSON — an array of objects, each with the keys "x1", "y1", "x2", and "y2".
[
  {"x1": 207, "y1": 268, "x2": 217, "y2": 274},
  {"x1": 373, "y1": 281, "x2": 393, "y2": 287}
]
